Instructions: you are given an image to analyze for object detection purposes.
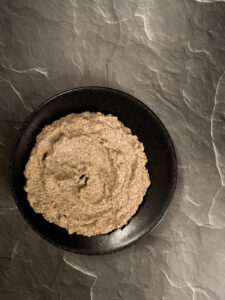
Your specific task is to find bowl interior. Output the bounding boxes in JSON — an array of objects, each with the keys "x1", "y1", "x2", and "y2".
[{"x1": 10, "y1": 87, "x2": 177, "y2": 254}]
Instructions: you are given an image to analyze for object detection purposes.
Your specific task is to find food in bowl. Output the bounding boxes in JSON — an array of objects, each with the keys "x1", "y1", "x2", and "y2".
[{"x1": 24, "y1": 112, "x2": 150, "y2": 236}]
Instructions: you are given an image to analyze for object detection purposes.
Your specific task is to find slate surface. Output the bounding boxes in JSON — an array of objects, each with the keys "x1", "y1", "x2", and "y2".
[{"x1": 0, "y1": 0, "x2": 225, "y2": 299}]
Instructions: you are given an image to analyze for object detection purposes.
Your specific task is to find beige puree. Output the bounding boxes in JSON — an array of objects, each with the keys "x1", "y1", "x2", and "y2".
[{"x1": 24, "y1": 112, "x2": 150, "y2": 237}]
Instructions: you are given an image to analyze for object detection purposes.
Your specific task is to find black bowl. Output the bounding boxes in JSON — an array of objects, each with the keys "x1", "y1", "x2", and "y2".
[{"x1": 10, "y1": 87, "x2": 177, "y2": 255}]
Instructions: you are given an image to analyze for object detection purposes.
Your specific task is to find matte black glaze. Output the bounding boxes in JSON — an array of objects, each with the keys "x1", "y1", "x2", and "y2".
[{"x1": 9, "y1": 87, "x2": 177, "y2": 255}]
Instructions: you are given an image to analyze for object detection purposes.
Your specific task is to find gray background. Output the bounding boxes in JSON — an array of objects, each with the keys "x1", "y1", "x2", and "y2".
[{"x1": 1, "y1": 0, "x2": 225, "y2": 299}]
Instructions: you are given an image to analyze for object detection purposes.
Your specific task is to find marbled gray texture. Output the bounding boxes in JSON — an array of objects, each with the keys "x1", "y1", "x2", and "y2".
[{"x1": 0, "y1": 0, "x2": 225, "y2": 299}]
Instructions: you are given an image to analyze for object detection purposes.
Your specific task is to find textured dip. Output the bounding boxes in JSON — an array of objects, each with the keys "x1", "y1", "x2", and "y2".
[{"x1": 24, "y1": 112, "x2": 150, "y2": 237}]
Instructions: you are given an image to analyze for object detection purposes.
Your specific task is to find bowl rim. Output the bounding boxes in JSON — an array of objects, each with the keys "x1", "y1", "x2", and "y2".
[{"x1": 9, "y1": 86, "x2": 177, "y2": 255}]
